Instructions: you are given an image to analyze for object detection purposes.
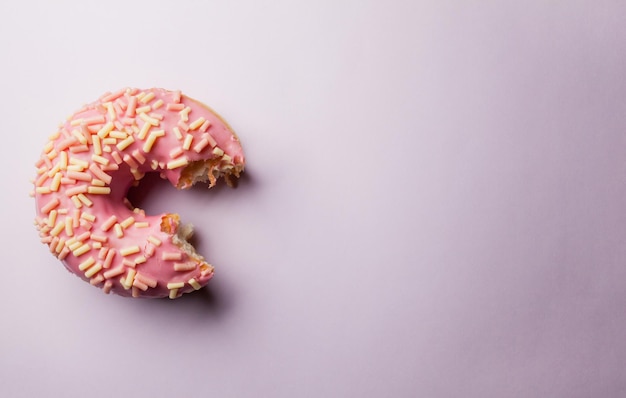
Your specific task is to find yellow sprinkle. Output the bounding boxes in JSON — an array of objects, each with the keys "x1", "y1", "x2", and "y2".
[
  {"x1": 188, "y1": 278, "x2": 201, "y2": 290},
  {"x1": 109, "y1": 130, "x2": 127, "y2": 139},
  {"x1": 97, "y1": 122, "x2": 115, "y2": 138},
  {"x1": 65, "y1": 217, "x2": 74, "y2": 236},
  {"x1": 70, "y1": 118, "x2": 84, "y2": 126},
  {"x1": 91, "y1": 179, "x2": 106, "y2": 187},
  {"x1": 71, "y1": 195, "x2": 83, "y2": 209},
  {"x1": 189, "y1": 117, "x2": 205, "y2": 130},
  {"x1": 138, "y1": 122, "x2": 151, "y2": 140},
  {"x1": 106, "y1": 102, "x2": 116, "y2": 121},
  {"x1": 36, "y1": 187, "x2": 51, "y2": 194},
  {"x1": 140, "y1": 92, "x2": 155, "y2": 104},
  {"x1": 73, "y1": 243, "x2": 90, "y2": 257},
  {"x1": 183, "y1": 134, "x2": 193, "y2": 150},
  {"x1": 139, "y1": 112, "x2": 159, "y2": 126},
  {"x1": 114, "y1": 223, "x2": 124, "y2": 238},
  {"x1": 87, "y1": 186, "x2": 111, "y2": 195},
  {"x1": 166, "y1": 157, "x2": 189, "y2": 170},
  {"x1": 212, "y1": 147, "x2": 224, "y2": 157},
  {"x1": 167, "y1": 282, "x2": 185, "y2": 289},
  {"x1": 147, "y1": 236, "x2": 162, "y2": 246},
  {"x1": 50, "y1": 220, "x2": 65, "y2": 236},
  {"x1": 116, "y1": 136, "x2": 135, "y2": 151},
  {"x1": 120, "y1": 216, "x2": 135, "y2": 229},
  {"x1": 92, "y1": 154, "x2": 109, "y2": 165},
  {"x1": 92, "y1": 135, "x2": 102, "y2": 155},
  {"x1": 135, "y1": 256, "x2": 147, "y2": 265},
  {"x1": 77, "y1": 194, "x2": 93, "y2": 207},
  {"x1": 46, "y1": 210, "x2": 57, "y2": 227},
  {"x1": 81, "y1": 212, "x2": 96, "y2": 222},
  {"x1": 102, "y1": 138, "x2": 117, "y2": 145},
  {"x1": 125, "y1": 269, "x2": 137, "y2": 287},
  {"x1": 152, "y1": 99, "x2": 164, "y2": 109},
  {"x1": 173, "y1": 127, "x2": 183, "y2": 140},
  {"x1": 72, "y1": 129, "x2": 87, "y2": 144},
  {"x1": 59, "y1": 151, "x2": 68, "y2": 170},
  {"x1": 134, "y1": 222, "x2": 149, "y2": 228},
  {"x1": 169, "y1": 289, "x2": 179, "y2": 299},
  {"x1": 78, "y1": 256, "x2": 96, "y2": 271},
  {"x1": 120, "y1": 246, "x2": 140, "y2": 256},
  {"x1": 69, "y1": 157, "x2": 89, "y2": 168},
  {"x1": 84, "y1": 262, "x2": 102, "y2": 278},
  {"x1": 50, "y1": 173, "x2": 62, "y2": 192}
]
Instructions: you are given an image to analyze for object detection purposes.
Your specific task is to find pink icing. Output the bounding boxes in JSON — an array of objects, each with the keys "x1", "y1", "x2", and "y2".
[{"x1": 33, "y1": 88, "x2": 245, "y2": 298}]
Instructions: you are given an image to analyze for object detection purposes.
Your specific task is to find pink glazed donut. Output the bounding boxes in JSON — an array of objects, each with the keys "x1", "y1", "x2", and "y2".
[{"x1": 32, "y1": 88, "x2": 245, "y2": 298}]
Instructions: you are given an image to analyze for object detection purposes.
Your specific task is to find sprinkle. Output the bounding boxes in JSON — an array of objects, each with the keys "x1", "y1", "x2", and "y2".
[
  {"x1": 36, "y1": 172, "x2": 50, "y2": 187},
  {"x1": 143, "y1": 133, "x2": 158, "y2": 153},
  {"x1": 36, "y1": 187, "x2": 51, "y2": 194},
  {"x1": 199, "y1": 120, "x2": 211, "y2": 132},
  {"x1": 140, "y1": 92, "x2": 155, "y2": 104},
  {"x1": 78, "y1": 256, "x2": 96, "y2": 271},
  {"x1": 80, "y1": 212, "x2": 96, "y2": 222},
  {"x1": 67, "y1": 171, "x2": 92, "y2": 182},
  {"x1": 166, "y1": 157, "x2": 189, "y2": 170},
  {"x1": 152, "y1": 99, "x2": 164, "y2": 109},
  {"x1": 179, "y1": 106, "x2": 191, "y2": 122},
  {"x1": 72, "y1": 129, "x2": 88, "y2": 144},
  {"x1": 167, "y1": 103, "x2": 184, "y2": 111},
  {"x1": 123, "y1": 154, "x2": 139, "y2": 169},
  {"x1": 77, "y1": 194, "x2": 93, "y2": 207},
  {"x1": 85, "y1": 262, "x2": 103, "y2": 278},
  {"x1": 178, "y1": 121, "x2": 189, "y2": 132},
  {"x1": 69, "y1": 145, "x2": 89, "y2": 153},
  {"x1": 90, "y1": 274, "x2": 105, "y2": 286},
  {"x1": 149, "y1": 112, "x2": 163, "y2": 120},
  {"x1": 138, "y1": 122, "x2": 151, "y2": 140},
  {"x1": 69, "y1": 157, "x2": 89, "y2": 168},
  {"x1": 65, "y1": 217, "x2": 74, "y2": 236},
  {"x1": 189, "y1": 117, "x2": 206, "y2": 130},
  {"x1": 120, "y1": 216, "x2": 135, "y2": 229},
  {"x1": 134, "y1": 256, "x2": 147, "y2": 265},
  {"x1": 98, "y1": 247, "x2": 108, "y2": 259},
  {"x1": 87, "y1": 165, "x2": 112, "y2": 186},
  {"x1": 58, "y1": 247, "x2": 70, "y2": 260},
  {"x1": 114, "y1": 223, "x2": 124, "y2": 238},
  {"x1": 145, "y1": 244, "x2": 155, "y2": 257},
  {"x1": 132, "y1": 279, "x2": 148, "y2": 291},
  {"x1": 107, "y1": 130, "x2": 126, "y2": 140},
  {"x1": 212, "y1": 147, "x2": 224, "y2": 157},
  {"x1": 41, "y1": 198, "x2": 60, "y2": 214},
  {"x1": 57, "y1": 137, "x2": 78, "y2": 152},
  {"x1": 122, "y1": 259, "x2": 136, "y2": 268},
  {"x1": 134, "y1": 222, "x2": 149, "y2": 228},
  {"x1": 126, "y1": 96, "x2": 137, "y2": 117},
  {"x1": 73, "y1": 243, "x2": 90, "y2": 257},
  {"x1": 90, "y1": 234, "x2": 107, "y2": 242},
  {"x1": 135, "y1": 106, "x2": 151, "y2": 115},
  {"x1": 183, "y1": 134, "x2": 193, "y2": 150},
  {"x1": 167, "y1": 282, "x2": 184, "y2": 289},
  {"x1": 162, "y1": 252, "x2": 182, "y2": 261},
  {"x1": 92, "y1": 134, "x2": 102, "y2": 156},
  {"x1": 172, "y1": 127, "x2": 183, "y2": 140},
  {"x1": 101, "y1": 215, "x2": 117, "y2": 231},
  {"x1": 80, "y1": 219, "x2": 94, "y2": 230},
  {"x1": 169, "y1": 147, "x2": 184, "y2": 158},
  {"x1": 87, "y1": 186, "x2": 111, "y2": 195},
  {"x1": 174, "y1": 262, "x2": 196, "y2": 272},
  {"x1": 84, "y1": 115, "x2": 106, "y2": 125},
  {"x1": 71, "y1": 196, "x2": 83, "y2": 209},
  {"x1": 103, "y1": 267, "x2": 124, "y2": 279},
  {"x1": 101, "y1": 89, "x2": 124, "y2": 103},
  {"x1": 55, "y1": 237, "x2": 66, "y2": 253},
  {"x1": 103, "y1": 249, "x2": 116, "y2": 269},
  {"x1": 193, "y1": 137, "x2": 210, "y2": 153},
  {"x1": 75, "y1": 231, "x2": 90, "y2": 243},
  {"x1": 169, "y1": 289, "x2": 179, "y2": 299},
  {"x1": 173, "y1": 90, "x2": 181, "y2": 103},
  {"x1": 139, "y1": 113, "x2": 159, "y2": 126},
  {"x1": 50, "y1": 220, "x2": 65, "y2": 236},
  {"x1": 111, "y1": 151, "x2": 123, "y2": 164},
  {"x1": 205, "y1": 133, "x2": 217, "y2": 148},
  {"x1": 72, "y1": 209, "x2": 81, "y2": 228},
  {"x1": 147, "y1": 236, "x2": 162, "y2": 246},
  {"x1": 116, "y1": 136, "x2": 135, "y2": 151},
  {"x1": 92, "y1": 241, "x2": 101, "y2": 249},
  {"x1": 46, "y1": 210, "x2": 58, "y2": 228},
  {"x1": 92, "y1": 154, "x2": 110, "y2": 165},
  {"x1": 120, "y1": 245, "x2": 141, "y2": 257},
  {"x1": 97, "y1": 122, "x2": 115, "y2": 138},
  {"x1": 61, "y1": 178, "x2": 77, "y2": 185},
  {"x1": 102, "y1": 138, "x2": 116, "y2": 145},
  {"x1": 106, "y1": 102, "x2": 116, "y2": 121},
  {"x1": 188, "y1": 278, "x2": 202, "y2": 290},
  {"x1": 125, "y1": 269, "x2": 137, "y2": 287},
  {"x1": 131, "y1": 149, "x2": 146, "y2": 164},
  {"x1": 135, "y1": 273, "x2": 157, "y2": 288},
  {"x1": 91, "y1": 179, "x2": 105, "y2": 187},
  {"x1": 59, "y1": 151, "x2": 68, "y2": 170},
  {"x1": 103, "y1": 280, "x2": 113, "y2": 294},
  {"x1": 131, "y1": 169, "x2": 144, "y2": 180}
]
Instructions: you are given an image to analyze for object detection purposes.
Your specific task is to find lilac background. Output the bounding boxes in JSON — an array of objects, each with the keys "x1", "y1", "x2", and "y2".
[{"x1": 2, "y1": 1, "x2": 626, "y2": 397}]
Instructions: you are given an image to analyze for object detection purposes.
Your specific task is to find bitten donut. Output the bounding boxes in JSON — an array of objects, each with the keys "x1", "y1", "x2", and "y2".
[{"x1": 32, "y1": 88, "x2": 245, "y2": 298}]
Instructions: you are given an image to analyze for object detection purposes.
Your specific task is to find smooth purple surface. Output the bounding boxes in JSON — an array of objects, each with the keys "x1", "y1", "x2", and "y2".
[{"x1": 2, "y1": 1, "x2": 626, "y2": 397}]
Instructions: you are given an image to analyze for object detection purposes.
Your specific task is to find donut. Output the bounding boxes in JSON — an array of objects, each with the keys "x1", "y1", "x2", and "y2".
[{"x1": 32, "y1": 88, "x2": 245, "y2": 298}]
